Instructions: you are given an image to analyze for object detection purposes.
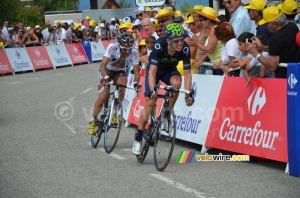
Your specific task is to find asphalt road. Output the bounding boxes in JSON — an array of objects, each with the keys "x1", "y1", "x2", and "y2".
[{"x1": 1, "y1": 63, "x2": 300, "y2": 198}]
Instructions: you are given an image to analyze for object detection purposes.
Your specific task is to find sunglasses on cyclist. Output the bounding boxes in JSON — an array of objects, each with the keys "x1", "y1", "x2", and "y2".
[
  {"x1": 120, "y1": 45, "x2": 132, "y2": 52},
  {"x1": 155, "y1": 29, "x2": 163, "y2": 33},
  {"x1": 136, "y1": 13, "x2": 143, "y2": 18},
  {"x1": 120, "y1": 29, "x2": 128, "y2": 33},
  {"x1": 172, "y1": 38, "x2": 185, "y2": 44},
  {"x1": 158, "y1": 18, "x2": 170, "y2": 24},
  {"x1": 223, "y1": 0, "x2": 231, "y2": 6}
]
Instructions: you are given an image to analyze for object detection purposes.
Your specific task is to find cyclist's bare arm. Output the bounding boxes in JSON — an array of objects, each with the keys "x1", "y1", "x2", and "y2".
[
  {"x1": 148, "y1": 64, "x2": 158, "y2": 94},
  {"x1": 183, "y1": 69, "x2": 192, "y2": 94},
  {"x1": 100, "y1": 56, "x2": 110, "y2": 77},
  {"x1": 133, "y1": 64, "x2": 140, "y2": 83}
]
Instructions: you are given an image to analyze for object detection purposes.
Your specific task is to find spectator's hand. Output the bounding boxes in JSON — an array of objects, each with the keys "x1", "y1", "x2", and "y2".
[
  {"x1": 244, "y1": 76, "x2": 251, "y2": 87},
  {"x1": 213, "y1": 62, "x2": 220, "y2": 70},
  {"x1": 251, "y1": 36, "x2": 264, "y2": 50},
  {"x1": 139, "y1": 55, "x2": 148, "y2": 64},
  {"x1": 133, "y1": 82, "x2": 141, "y2": 93},
  {"x1": 195, "y1": 59, "x2": 203, "y2": 69},
  {"x1": 246, "y1": 42, "x2": 259, "y2": 56},
  {"x1": 221, "y1": 64, "x2": 229, "y2": 75},
  {"x1": 185, "y1": 96, "x2": 194, "y2": 106}
]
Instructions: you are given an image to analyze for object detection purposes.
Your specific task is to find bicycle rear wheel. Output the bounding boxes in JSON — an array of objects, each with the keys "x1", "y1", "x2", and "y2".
[
  {"x1": 136, "y1": 129, "x2": 152, "y2": 163},
  {"x1": 104, "y1": 98, "x2": 122, "y2": 153},
  {"x1": 91, "y1": 121, "x2": 103, "y2": 148},
  {"x1": 154, "y1": 108, "x2": 176, "y2": 171}
]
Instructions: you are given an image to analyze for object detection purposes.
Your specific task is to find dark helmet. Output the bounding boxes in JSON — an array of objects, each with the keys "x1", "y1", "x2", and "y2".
[
  {"x1": 117, "y1": 32, "x2": 134, "y2": 46},
  {"x1": 164, "y1": 23, "x2": 184, "y2": 39}
]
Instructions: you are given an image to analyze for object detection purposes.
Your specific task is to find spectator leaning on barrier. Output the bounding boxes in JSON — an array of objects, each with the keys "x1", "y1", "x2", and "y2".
[
  {"x1": 223, "y1": 0, "x2": 256, "y2": 38},
  {"x1": 44, "y1": 26, "x2": 57, "y2": 45},
  {"x1": 244, "y1": 0, "x2": 271, "y2": 40},
  {"x1": 16, "y1": 28, "x2": 25, "y2": 46},
  {"x1": 214, "y1": 22, "x2": 241, "y2": 76},
  {"x1": 34, "y1": 25, "x2": 44, "y2": 43},
  {"x1": 246, "y1": 6, "x2": 300, "y2": 78},
  {"x1": 2, "y1": 21, "x2": 9, "y2": 41}
]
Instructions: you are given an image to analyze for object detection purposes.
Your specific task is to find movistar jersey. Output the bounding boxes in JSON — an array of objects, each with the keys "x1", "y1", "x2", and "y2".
[{"x1": 148, "y1": 37, "x2": 191, "y2": 71}]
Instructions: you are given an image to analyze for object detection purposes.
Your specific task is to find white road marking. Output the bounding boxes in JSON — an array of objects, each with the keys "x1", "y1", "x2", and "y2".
[
  {"x1": 3, "y1": 77, "x2": 39, "y2": 80},
  {"x1": 55, "y1": 74, "x2": 63, "y2": 76},
  {"x1": 0, "y1": 81, "x2": 21, "y2": 84},
  {"x1": 80, "y1": 87, "x2": 93, "y2": 94},
  {"x1": 68, "y1": 97, "x2": 77, "y2": 103},
  {"x1": 150, "y1": 174, "x2": 211, "y2": 198},
  {"x1": 64, "y1": 122, "x2": 76, "y2": 134},
  {"x1": 87, "y1": 142, "x2": 126, "y2": 160}
]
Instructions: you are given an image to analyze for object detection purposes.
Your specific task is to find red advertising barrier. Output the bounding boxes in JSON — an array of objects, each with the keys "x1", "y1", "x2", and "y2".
[
  {"x1": 64, "y1": 43, "x2": 89, "y2": 64},
  {"x1": 205, "y1": 77, "x2": 287, "y2": 162},
  {"x1": 26, "y1": 46, "x2": 53, "y2": 70},
  {"x1": 0, "y1": 49, "x2": 14, "y2": 74},
  {"x1": 126, "y1": 68, "x2": 164, "y2": 126},
  {"x1": 101, "y1": 40, "x2": 117, "y2": 50}
]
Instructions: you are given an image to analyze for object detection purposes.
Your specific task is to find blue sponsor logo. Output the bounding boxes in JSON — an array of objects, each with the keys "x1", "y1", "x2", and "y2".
[
  {"x1": 192, "y1": 82, "x2": 197, "y2": 98},
  {"x1": 176, "y1": 111, "x2": 201, "y2": 134},
  {"x1": 15, "y1": 50, "x2": 21, "y2": 59},
  {"x1": 55, "y1": 48, "x2": 60, "y2": 55}
]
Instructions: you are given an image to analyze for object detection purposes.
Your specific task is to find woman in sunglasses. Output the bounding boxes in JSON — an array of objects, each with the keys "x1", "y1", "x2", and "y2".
[
  {"x1": 16, "y1": 28, "x2": 26, "y2": 46},
  {"x1": 87, "y1": 32, "x2": 141, "y2": 135},
  {"x1": 132, "y1": 23, "x2": 194, "y2": 155}
]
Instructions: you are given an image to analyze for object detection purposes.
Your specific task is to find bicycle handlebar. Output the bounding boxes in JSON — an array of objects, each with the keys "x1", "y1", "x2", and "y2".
[
  {"x1": 154, "y1": 83, "x2": 194, "y2": 96},
  {"x1": 98, "y1": 81, "x2": 136, "y2": 94}
]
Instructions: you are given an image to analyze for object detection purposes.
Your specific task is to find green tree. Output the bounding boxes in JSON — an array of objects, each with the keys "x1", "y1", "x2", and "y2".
[
  {"x1": 118, "y1": 0, "x2": 132, "y2": 8},
  {"x1": 0, "y1": 0, "x2": 21, "y2": 25},
  {"x1": 17, "y1": 5, "x2": 44, "y2": 27},
  {"x1": 180, "y1": 1, "x2": 192, "y2": 13}
]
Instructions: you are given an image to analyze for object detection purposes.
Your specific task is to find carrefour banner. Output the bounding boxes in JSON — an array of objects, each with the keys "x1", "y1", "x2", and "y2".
[
  {"x1": 5, "y1": 48, "x2": 34, "y2": 72},
  {"x1": 174, "y1": 75, "x2": 224, "y2": 145},
  {"x1": 0, "y1": 49, "x2": 14, "y2": 74},
  {"x1": 82, "y1": 38, "x2": 92, "y2": 63},
  {"x1": 91, "y1": 41, "x2": 105, "y2": 61},
  {"x1": 45, "y1": 45, "x2": 72, "y2": 67},
  {"x1": 205, "y1": 77, "x2": 287, "y2": 162},
  {"x1": 287, "y1": 63, "x2": 300, "y2": 177}
]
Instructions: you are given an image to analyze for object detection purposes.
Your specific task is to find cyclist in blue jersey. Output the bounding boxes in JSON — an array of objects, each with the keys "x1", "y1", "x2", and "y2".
[{"x1": 132, "y1": 23, "x2": 194, "y2": 155}]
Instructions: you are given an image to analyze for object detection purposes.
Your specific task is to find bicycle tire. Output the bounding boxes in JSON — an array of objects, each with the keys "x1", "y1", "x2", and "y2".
[
  {"x1": 154, "y1": 107, "x2": 176, "y2": 171},
  {"x1": 136, "y1": 129, "x2": 151, "y2": 163},
  {"x1": 104, "y1": 98, "x2": 122, "y2": 153},
  {"x1": 90, "y1": 121, "x2": 103, "y2": 148}
]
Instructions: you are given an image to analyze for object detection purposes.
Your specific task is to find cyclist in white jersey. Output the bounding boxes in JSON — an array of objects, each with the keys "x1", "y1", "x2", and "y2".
[{"x1": 87, "y1": 33, "x2": 141, "y2": 135}]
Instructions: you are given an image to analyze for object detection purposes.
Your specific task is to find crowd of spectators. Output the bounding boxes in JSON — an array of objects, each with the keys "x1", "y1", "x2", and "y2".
[{"x1": 1, "y1": 0, "x2": 300, "y2": 79}]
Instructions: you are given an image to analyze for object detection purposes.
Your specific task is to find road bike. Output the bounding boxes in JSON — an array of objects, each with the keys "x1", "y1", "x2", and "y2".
[
  {"x1": 91, "y1": 81, "x2": 136, "y2": 153},
  {"x1": 137, "y1": 83, "x2": 194, "y2": 171}
]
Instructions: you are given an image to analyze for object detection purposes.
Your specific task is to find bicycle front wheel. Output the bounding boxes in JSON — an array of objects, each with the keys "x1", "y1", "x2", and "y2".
[
  {"x1": 136, "y1": 129, "x2": 151, "y2": 163},
  {"x1": 154, "y1": 108, "x2": 176, "y2": 171},
  {"x1": 104, "y1": 98, "x2": 122, "y2": 153}
]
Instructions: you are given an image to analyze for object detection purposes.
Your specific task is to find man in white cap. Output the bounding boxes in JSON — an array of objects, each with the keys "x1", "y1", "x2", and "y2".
[
  {"x1": 109, "y1": 18, "x2": 118, "y2": 39},
  {"x1": 135, "y1": 6, "x2": 148, "y2": 21}
]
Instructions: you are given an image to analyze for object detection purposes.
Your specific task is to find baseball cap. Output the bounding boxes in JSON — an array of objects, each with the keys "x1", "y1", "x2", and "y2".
[
  {"x1": 258, "y1": 6, "x2": 283, "y2": 25},
  {"x1": 243, "y1": 0, "x2": 267, "y2": 11},
  {"x1": 280, "y1": 0, "x2": 298, "y2": 15},
  {"x1": 135, "y1": 6, "x2": 145, "y2": 14}
]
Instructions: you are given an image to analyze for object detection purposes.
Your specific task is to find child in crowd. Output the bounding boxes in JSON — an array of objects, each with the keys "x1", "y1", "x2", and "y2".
[
  {"x1": 233, "y1": 32, "x2": 273, "y2": 83},
  {"x1": 138, "y1": 39, "x2": 148, "y2": 68},
  {"x1": 145, "y1": 36, "x2": 155, "y2": 56}
]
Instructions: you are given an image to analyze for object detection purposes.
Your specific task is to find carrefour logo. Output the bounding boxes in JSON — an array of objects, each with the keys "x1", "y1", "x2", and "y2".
[
  {"x1": 288, "y1": 73, "x2": 297, "y2": 89},
  {"x1": 35, "y1": 49, "x2": 40, "y2": 57},
  {"x1": 247, "y1": 86, "x2": 266, "y2": 116},
  {"x1": 73, "y1": 46, "x2": 78, "y2": 54}
]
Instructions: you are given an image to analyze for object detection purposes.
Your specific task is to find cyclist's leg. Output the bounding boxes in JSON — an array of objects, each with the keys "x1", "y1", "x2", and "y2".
[
  {"x1": 112, "y1": 71, "x2": 127, "y2": 102},
  {"x1": 132, "y1": 70, "x2": 159, "y2": 155},
  {"x1": 87, "y1": 70, "x2": 110, "y2": 135},
  {"x1": 161, "y1": 69, "x2": 182, "y2": 108}
]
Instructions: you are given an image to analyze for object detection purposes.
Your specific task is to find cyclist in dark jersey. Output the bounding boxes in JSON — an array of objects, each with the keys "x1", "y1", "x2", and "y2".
[{"x1": 132, "y1": 23, "x2": 194, "y2": 155}]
